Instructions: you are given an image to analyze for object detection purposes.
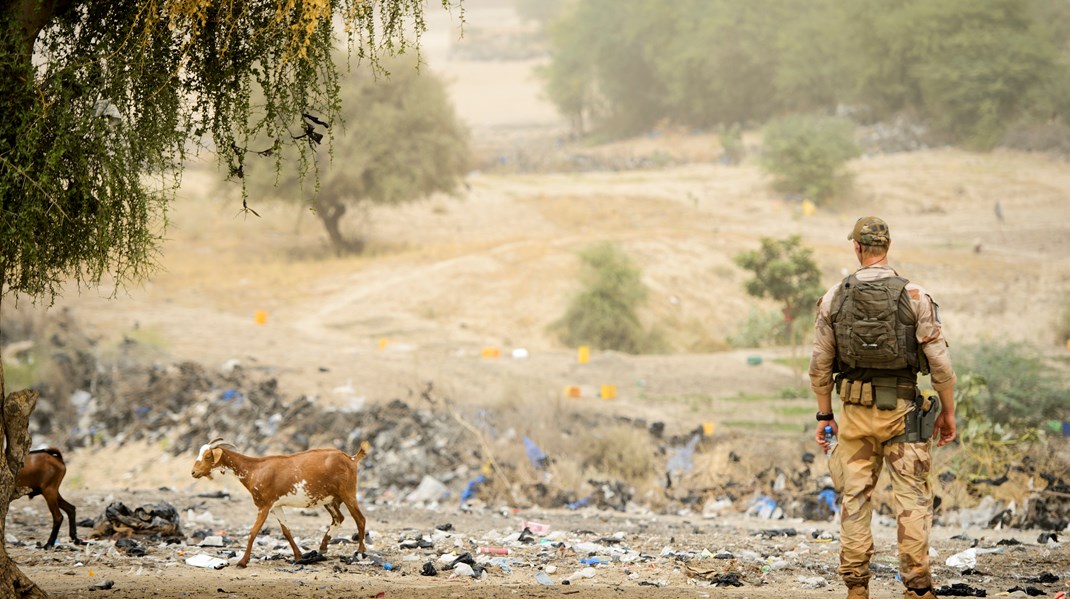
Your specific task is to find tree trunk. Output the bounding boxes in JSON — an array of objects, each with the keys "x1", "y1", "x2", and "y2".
[
  {"x1": 313, "y1": 196, "x2": 365, "y2": 255},
  {"x1": 0, "y1": 389, "x2": 47, "y2": 598}
]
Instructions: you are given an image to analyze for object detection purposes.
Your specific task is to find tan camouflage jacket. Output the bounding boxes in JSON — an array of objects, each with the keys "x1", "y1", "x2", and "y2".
[{"x1": 809, "y1": 264, "x2": 956, "y2": 396}]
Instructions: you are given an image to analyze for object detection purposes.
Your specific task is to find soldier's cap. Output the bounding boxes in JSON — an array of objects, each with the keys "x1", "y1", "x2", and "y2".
[{"x1": 848, "y1": 216, "x2": 890, "y2": 246}]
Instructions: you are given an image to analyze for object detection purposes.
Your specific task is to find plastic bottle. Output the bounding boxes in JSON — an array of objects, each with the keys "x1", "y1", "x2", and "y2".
[{"x1": 824, "y1": 425, "x2": 837, "y2": 466}]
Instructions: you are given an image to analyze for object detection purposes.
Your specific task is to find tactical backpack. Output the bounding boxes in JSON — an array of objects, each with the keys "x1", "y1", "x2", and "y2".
[{"x1": 829, "y1": 274, "x2": 923, "y2": 374}]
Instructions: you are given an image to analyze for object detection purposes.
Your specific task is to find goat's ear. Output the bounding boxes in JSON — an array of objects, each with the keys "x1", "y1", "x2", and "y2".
[{"x1": 211, "y1": 448, "x2": 223, "y2": 465}]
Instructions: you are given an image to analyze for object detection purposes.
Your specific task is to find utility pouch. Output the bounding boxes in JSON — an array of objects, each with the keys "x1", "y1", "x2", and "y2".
[
  {"x1": 839, "y1": 379, "x2": 851, "y2": 402},
  {"x1": 849, "y1": 380, "x2": 863, "y2": 405},
  {"x1": 872, "y1": 376, "x2": 898, "y2": 410},
  {"x1": 859, "y1": 381, "x2": 874, "y2": 407}
]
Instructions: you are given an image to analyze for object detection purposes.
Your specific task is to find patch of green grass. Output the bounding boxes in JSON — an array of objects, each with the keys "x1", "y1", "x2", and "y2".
[
  {"x1": 2, "y1": 360, "x2": 38, "y2": 390},
  {"x1": 778, "y1": 386, "x2": 809, "y2": 399},
  {"x1": 773, "y1": 356, "x2": 811, "y2": 372},
  {"x1": 774, "y1": 405, "x2": 814, "y2": 417},
  {"x1": 722, "y1": 420, "x2": 802, "y2": 433}
]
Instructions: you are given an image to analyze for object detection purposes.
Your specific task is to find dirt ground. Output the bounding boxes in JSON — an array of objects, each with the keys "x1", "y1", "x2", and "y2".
[
  {"x1": 5, "y1": 1, "x2": 1070, "y2": 598},
  {"x1": 7, "y1": 483, "x2": 1070, "y2": 599}
]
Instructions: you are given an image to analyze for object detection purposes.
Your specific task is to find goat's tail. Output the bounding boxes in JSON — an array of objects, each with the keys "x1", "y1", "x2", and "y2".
[
  {"x1": 29, "y1": 447, "x2": 64, "y2": 463},
  {"x1": 352, "y1": 440, "x2": 371, "y2": 463}
]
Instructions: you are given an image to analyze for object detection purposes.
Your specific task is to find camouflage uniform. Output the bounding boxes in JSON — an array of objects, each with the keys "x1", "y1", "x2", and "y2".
[{"x1": 810, "y1": 221, "x2": 956, "y2": 598}]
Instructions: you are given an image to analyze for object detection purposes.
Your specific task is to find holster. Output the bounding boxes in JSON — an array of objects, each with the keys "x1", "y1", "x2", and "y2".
[{"x1": 886, "y1": 389, "x2": 941, "y2": 444}]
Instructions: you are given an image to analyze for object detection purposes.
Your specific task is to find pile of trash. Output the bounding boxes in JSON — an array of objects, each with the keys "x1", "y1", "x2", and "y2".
[{"x1": 11, "y1": 313, "x2": 1070, "y2": 531}]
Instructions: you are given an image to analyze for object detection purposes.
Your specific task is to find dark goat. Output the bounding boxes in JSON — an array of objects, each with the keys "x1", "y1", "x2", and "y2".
[{"x1": 15, "y1": 448, "x2": 83, "y2": 548}]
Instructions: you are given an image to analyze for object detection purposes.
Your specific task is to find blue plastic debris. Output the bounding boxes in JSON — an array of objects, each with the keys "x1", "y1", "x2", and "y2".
[
  {"x1": 566, "y1": 497, "x2": 591, "y2": 510},
  {"x1": 461, "y1": 475, "x2": 485, "y2": 504},
  {"x1": 523, "y1": 437, "x2": 549, "y2": 469},
  {"x1": 818, "y1": 488, "x2": 840, "y2": 514},
  {"x1": 667, "y1": 433, "x2": 700, "y2": 474}
]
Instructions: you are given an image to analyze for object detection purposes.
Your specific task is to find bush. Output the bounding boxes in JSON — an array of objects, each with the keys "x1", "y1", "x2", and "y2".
[
  {"x1": 760, "y1": 114, "x2": 859, "y2": 203},
  {"x1": 553, "y1": 242, "x2": 659, "y2": 354},
  {"x1": 958, "y1": 342, "x2": 1070, "y2": 429}
]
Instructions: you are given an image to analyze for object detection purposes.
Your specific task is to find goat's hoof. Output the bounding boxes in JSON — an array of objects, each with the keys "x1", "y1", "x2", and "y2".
[
  {"x1": 73, "y1": 539, "x2": 87, "y2": 546},
  {"x1": 236, "y1": 562, "x2": 249, "y2": 569}
]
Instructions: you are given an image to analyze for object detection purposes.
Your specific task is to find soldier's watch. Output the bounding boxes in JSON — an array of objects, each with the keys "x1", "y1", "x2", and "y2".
[{"x1": 816, "y1": 412, "x2": 835, "y2": 421}]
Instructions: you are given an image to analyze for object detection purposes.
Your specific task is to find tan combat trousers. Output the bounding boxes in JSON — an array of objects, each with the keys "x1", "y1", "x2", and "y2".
[{"x1": 830, "y1": 399, "x2": 934, "y2": 591}]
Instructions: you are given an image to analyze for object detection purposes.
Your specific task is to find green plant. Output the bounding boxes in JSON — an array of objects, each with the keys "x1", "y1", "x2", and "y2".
[
  {"x1": 958, "y1": 342, "x2": 1070, "y2": 428},
  {"x1": 949, "y1": 373, "x2": 1040, "y2": 482},
  {"x1": 553, "y1": 242, "x2": 661, "y2": 354},
  {"x1": 728, "y1": 307, "x2": 785, "y2": 348},
  {"x1": 760, "y1": 114, "x2": 859, "y2": 203}
]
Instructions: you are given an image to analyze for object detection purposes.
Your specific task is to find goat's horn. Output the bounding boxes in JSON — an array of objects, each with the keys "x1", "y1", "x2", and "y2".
[{"x1": 208, "y1": 437, "x2": 226, "y2": 448}]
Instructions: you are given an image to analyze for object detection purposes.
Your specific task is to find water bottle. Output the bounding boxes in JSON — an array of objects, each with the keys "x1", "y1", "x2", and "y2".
[{"x1": 824, "y1": 425, "x2": 837, "y2": 465}]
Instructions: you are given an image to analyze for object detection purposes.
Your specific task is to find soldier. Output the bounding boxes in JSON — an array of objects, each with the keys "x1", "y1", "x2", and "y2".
[{"x1": 809, "y1": 216, "x2": 957, "y2": 599}]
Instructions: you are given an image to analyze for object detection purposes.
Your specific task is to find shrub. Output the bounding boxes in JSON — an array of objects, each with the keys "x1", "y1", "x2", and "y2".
[
  {"x1": 578, "y1": 424, "x2": 657, "y2": 484},
  {"x1": 957, "y1": 342, "x2": 1070, "y2": 429},
  {"x1": 553, "y1": 242, "x2": 659, "y2": 354},
  {"x1": 760, "y1": 114, "x2": 859, "y2": 203}
]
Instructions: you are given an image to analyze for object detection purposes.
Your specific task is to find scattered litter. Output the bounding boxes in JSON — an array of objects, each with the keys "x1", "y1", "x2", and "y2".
[
  {"x1": 1007, "y1": 587, "x2": 1045, "y2": 596},
  {"x1": 535, "y1": 571, "x2": 554, "y2": 585},
  {"x1": 405, "y1": 475, "x2": 449, "y2": 504},
  {"x1": 91, "y1": 501, "x2": 183, "y2": 540},
  {"x1": 89, "y1": 579, "x2": 115, "y2": 591},
  {"x1": 565, "y1": 567, "x2": 596, "y2": 583},
  {"x1": 936, "y1": 583, "x2": 987, "y2": 597},
  {"x1": 684, "y1": 565, "x2": 744, "y2": 586},
  {"x1": 945, "y1": 547, "x2": 1004, "y2": 570},
  {"x1": 295, "y1": 550, "x2": 325, "y2": 565},
  {"x1": 798, "y1": 576, "x2": 828, "y2": 589},
  {"x1": 523, "y1": 437, "x2": 549, "y2": 469},
  {"x1": 185, "y1": 554, "x2": 228, "y2": 569},
  {"x1": 1023, "y1": 573, "x2": 1059, "y2": 584}
]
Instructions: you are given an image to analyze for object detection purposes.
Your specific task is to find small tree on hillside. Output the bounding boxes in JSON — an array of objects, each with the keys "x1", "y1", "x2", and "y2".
[
  {"x1": 248, "y1": 56, "x2": 471, "y2": 254},
  {"x1": 760, "y1": 114, "x2": 859, "y2": 203},
  {"x1": 553, "y1": 242, "x2": 659, "y2": 354},
  {"x1": 735, "y1": 236, "x2": 823, "y2": 359}
]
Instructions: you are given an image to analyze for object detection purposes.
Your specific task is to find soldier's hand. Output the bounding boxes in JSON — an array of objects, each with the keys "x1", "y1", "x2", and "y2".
[
  {"x1": 816, "y1": 420, "x2": 838, "y2": 451},
  {"x1": 933, "y1": 412, "x2": 956, "y2": 447}
]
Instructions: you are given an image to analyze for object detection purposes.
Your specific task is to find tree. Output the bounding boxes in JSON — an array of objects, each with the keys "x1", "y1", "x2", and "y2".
[
  {"x1": 0, "y1": 1, "x2": 454, "y2": 596},
  {"x1": 553, "y1": 242, "x2": 659, "y2": 354},
  {"x1": 247, "y1": 55, "x2": 471, "y2": 253},
  {"x1": 760, "y1": 114, "x2": 859, "y2": 203},
  {"x1": 735, "y1": 236, "x2": 823, "y2": 363},
  {"x1": 840, "y1": 0, "x2": 1069, "y2": 149}
]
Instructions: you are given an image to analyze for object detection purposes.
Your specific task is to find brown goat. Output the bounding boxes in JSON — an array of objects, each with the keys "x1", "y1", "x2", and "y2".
[
  {"x1": 15, "y1": 448, "x2": 84, "y2": 548},
  {"x1": 191, "y1": 438, "x2": 369, "y2": 568}
]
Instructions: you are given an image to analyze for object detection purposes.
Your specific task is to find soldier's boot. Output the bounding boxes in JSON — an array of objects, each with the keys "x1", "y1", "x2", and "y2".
[
  {"x1": 846, "y1": 584, "x2": 869, "y2": 599},
  {"x1": 904, "y1": 587, "x2": 937, "y2": 599}
]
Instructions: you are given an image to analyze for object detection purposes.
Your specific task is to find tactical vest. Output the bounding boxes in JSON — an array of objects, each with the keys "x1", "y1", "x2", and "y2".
[{"x1": 829, "y1": 274, "x2": 924, "y2": 378}]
